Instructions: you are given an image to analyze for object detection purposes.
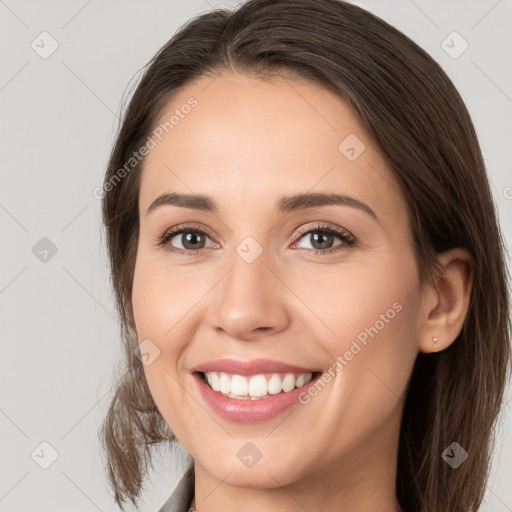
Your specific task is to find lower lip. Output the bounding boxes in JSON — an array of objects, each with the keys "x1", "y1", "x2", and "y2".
[{"x1": 192, "y1": 372, "x2": 320, "y2": 423}]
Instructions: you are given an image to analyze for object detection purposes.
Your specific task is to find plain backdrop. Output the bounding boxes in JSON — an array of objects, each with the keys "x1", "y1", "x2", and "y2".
[{"x1": 1, "y1": 0, "x2": 511, "y2": 510}]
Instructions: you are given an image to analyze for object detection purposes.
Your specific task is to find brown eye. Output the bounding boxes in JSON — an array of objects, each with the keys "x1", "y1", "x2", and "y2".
[
  {"x1": 293, "y1": 223, "x2": 355, "y2": 255},
  {"x1": 172, "y1": 231, "x2": 208, "y2": 250},
  {"x1": 158, "y1": 224, "x2": 216, "y2": 255},
  {"x1": 302, "y1": 231, "x2": 338, "y2": 250}
]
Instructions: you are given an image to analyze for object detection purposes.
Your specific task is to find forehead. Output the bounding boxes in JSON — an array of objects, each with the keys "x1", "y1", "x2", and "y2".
[{"x1": 139, "y1": 72, "x2": 405, "y2": 226}]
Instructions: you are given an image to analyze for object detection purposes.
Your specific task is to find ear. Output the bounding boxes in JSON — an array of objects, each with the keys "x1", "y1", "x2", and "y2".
[{"x1": 418, "y1": 248, "x2": 474, "y2": 354}]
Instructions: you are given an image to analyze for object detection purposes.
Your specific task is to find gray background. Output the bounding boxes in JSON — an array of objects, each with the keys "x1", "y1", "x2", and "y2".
[{"x1": 1, "y1": 0, "x2": 511, "y2": 510}]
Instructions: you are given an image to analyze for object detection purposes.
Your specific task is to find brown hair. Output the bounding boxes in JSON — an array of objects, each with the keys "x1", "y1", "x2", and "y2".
[{"x1": 99, "y1": 1, "x2": 511, "y2": 510}]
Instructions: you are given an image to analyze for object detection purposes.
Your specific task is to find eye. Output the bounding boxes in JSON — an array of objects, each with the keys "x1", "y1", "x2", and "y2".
[
  {"x1": 292, "y1": 223, "x2": 355, "y2": 255},
  {"x1": 157, "y1": 223, "x2": 217, "y2": 255}
]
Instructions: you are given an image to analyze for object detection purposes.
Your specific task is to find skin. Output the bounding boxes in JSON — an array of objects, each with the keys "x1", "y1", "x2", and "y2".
[{"x1": 131, "y1": 72, "x2": 473, "y2": 512}]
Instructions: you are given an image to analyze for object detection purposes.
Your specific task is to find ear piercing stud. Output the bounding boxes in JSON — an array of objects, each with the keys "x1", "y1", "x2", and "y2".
[{"x1": 433, "y1": 337, "x2": 438, "y2": 345}]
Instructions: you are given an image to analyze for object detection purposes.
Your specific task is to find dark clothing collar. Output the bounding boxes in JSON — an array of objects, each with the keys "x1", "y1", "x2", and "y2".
[{"x1": 157, "y1": 465, "x2": 195, "y2": 512}]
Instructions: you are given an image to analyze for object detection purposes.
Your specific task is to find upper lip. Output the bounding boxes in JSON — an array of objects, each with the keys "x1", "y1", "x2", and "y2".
[{"x1": 192, "y1": 358, "x2": 320, "y2": 376}]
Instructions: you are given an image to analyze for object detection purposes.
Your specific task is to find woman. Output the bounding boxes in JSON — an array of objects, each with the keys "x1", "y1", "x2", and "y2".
[{"x1": 99, "y1": 1, "x2": 511, "y2": 511}]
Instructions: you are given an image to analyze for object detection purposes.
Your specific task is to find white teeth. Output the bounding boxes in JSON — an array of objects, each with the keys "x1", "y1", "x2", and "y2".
[
  {"x1": 203, "y1": 371, "x2": 314, "y2": 399},
  {"x1": 220, "y1": 372, "x2": 231, "y2": 394},
  {"x1": 231, "y1": 375, "x2": 248, "y2": 396},
  {"x1": 207, "y1": 372, "x2": 221, "y2": 392},
  {"x1": 296, "y1": 373, "x2": 308, "y2": 387},
  {"x1": 267, "y1": 374, "x2": 282, "y2": 395},
  {"x1": 248, "y1": 375, "x2": 268, "y2": 397},
  {"x1": 282, "y1": 373, "x2": 296, "y2": 392}
]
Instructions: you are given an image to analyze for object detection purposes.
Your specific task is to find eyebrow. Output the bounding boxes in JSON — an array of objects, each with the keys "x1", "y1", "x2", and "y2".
[{"x1": 146, "y1": 191, "x2": 379, "y2": 223}]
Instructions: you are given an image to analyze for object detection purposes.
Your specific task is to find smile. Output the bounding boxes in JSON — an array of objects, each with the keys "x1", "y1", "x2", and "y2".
[{"x1": 201, "y1": 371, "x2": 315, "y2": 400}]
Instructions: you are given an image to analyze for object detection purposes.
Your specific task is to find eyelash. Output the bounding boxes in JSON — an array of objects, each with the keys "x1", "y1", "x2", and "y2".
[{"x1": 156, "y1": 222, "x2": 356, "y2": 257}]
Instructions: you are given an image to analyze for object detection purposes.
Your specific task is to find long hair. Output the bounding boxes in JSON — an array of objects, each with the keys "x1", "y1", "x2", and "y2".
[{"x1": 99, "y1": 1, "x2": 511, "y2": 510}]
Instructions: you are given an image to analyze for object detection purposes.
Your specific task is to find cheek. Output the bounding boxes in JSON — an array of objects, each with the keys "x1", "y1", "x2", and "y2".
[
  {"x1": 291, "y1": 253, "x2": 420, "y2": 430},
  {"x1": 322, "y1": 301, "x2": 419, "y2": 456},
  {"x1": 287, "y1": 246, "x2": 418, "y2": 350},
  {"x1": 131, "y1": 253, "x2": 197, "y2": 351},
  {"x1": 334, "y1": 296, "x2": 419, "y2": 396},
  {"x1": 131, "y1": 257, "x2": 187, "y2": 405}
]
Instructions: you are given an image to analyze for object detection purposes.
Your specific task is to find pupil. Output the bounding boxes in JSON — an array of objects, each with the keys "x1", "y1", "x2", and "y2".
[
  {"x1": 183, "y1": 232, "x2": 204, "y2": 250},
  {"x1": 312, "y1": 232, "x2": 332, "y2": 249}
]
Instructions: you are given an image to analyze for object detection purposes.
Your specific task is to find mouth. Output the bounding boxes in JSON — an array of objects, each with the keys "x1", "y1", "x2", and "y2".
[
  {"x1": 196, "y1": 370, "x2": 321, "y2": 400},
  {"x1": 192, "y1": 368, "x2": 323, "y2": 423},
  {"x1": 190, "y1": 358, "x2": 324, "y2": 422}
]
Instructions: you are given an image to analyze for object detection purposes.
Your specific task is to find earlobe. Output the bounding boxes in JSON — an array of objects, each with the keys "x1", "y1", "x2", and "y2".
[{"x1": 418, "y1": 248, "x2": 474, "y2": 354}]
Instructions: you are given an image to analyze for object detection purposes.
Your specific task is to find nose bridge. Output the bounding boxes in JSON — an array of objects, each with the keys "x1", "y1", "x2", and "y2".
[{"x1": 210, "y1": 236, "x2": 289, "y2": 339}]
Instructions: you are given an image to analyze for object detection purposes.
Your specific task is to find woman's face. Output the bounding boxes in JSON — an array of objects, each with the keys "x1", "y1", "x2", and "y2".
[{"x1": 132, "y1": 72, "x2": 423, "y2": 489}]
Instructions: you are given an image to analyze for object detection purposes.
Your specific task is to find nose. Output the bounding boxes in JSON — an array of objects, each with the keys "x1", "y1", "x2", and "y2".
[{"x1": 207, "y1": 245, "x2": 291, "y2": 342}]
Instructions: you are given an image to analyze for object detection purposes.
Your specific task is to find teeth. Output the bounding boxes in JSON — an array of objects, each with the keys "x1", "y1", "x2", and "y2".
[
  {"x1": 220, "y1": 372, "x2": 230, "y2": 394},
  {"x1": 248, "y1": 375, "x2": 267, "y2": 397},
  {"x1": 268, "y1": 374, "x2": 282, "y2": 395},
  {"x1": 203, "y1": 371, "x2": 314, "y2": 399},
  {"x1": 206, "y1": 372, "x2": 220, "y2": 392},
  {"x1": 296, "y1": 373, "x2": 308, "y2": 387},
  {"x1": 231, "y1": 374, "x2": 248, "y2": 396},
  {"x1": 282, "y1": 373, "x2": 296, "y2": 392}
]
